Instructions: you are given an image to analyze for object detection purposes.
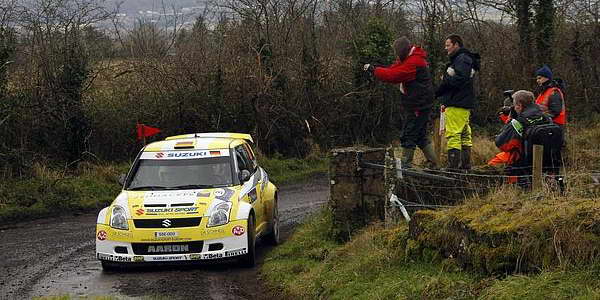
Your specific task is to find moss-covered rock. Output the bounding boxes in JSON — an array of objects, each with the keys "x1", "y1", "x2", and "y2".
[{"x1": 408, "y1": 186, "x2": 600, "y2": 275}]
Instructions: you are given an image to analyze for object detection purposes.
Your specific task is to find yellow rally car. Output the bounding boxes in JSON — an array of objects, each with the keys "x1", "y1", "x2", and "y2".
[{"x1": 96, "y1": 133, "x2": 279, "y2": 270}]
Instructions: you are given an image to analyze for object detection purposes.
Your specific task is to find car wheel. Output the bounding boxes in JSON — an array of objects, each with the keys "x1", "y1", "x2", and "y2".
[
  {"x1": 264, "y1": 200, "x2": 280, "y2": 245},
  {"x1": 240, "y1": 216, "x2": 256, "y2": 268}
]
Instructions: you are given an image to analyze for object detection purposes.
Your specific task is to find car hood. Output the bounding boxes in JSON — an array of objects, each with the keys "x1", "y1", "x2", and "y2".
[{"x1": 122, "y1": 187, "x2": 242, "y2": 219}]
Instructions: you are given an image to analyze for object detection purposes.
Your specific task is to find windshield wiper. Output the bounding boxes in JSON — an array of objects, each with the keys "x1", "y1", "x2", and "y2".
[
  {"x1": 128, "y1": 185, "x2": 171, "y2": 191},
  {"x1": 170, "y1": 184, "x2": 216, "y2": 189}
]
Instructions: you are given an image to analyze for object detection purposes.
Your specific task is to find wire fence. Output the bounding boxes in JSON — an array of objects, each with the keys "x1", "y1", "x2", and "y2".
[{"x1": 358, "y1": 157, "x2": 600, "y2": 215}]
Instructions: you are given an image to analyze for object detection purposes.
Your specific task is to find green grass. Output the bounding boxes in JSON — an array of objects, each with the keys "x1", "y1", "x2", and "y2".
[
  {"x1": 262, "y1": 209, "x2": 600, "y2": 299},
  {"x1": 0, "y1": 162, "x2": 128, "y2": 225},
  {"x1": 262, "y1": 210, "x2": 484, "y2": 299},
  {"x1": 258, "y1": 153, "x2": 328, "y2": 185}
]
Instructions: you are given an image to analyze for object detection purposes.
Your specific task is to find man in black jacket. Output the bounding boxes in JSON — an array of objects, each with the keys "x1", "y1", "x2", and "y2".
[{"x1": 435, "y1": 34, "x2": 481, "y2": 171}]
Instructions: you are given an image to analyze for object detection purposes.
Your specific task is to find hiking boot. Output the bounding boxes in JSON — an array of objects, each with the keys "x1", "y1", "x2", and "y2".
[
  {"x1": 447, "y1": 149, "x2": 461, "y2": 171},
  {"x1": 420, "y1": 143, "x2": 439, "y2": 169},
  {"x1": 461, "y1": 146, "x2": 472, "y2": 171},
  {"x1": 401, "y1": 147, "x2": 415, "y2": 169}
]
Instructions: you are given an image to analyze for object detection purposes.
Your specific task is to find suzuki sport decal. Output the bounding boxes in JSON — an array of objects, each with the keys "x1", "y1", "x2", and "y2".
[{"x1": 140, "y1": 149, "x2": 229, "y2": 160}]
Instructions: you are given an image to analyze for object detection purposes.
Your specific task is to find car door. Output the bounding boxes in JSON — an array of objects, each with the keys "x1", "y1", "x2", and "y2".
[
  {"x1": 234, "y1": 145, "x2": 265, "y2": 231},
  {"x1": 242, "y1": 143, "x2": 269, "y2": 226}
]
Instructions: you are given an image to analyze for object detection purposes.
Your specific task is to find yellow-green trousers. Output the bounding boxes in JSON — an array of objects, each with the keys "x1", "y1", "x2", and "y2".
[{"x1": 444, "y1": 107, "x2": 472, "y2": 151}]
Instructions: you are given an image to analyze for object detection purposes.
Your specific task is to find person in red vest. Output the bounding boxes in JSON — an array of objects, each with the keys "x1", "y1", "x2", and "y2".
[{"x1": 534, "y1": 65, "x2": 566, "y2": 128}]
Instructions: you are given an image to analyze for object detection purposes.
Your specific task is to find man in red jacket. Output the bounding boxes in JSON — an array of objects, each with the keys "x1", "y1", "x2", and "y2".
[{"x1": 364, "y1": 36, "x2": 437, "y2": 168}]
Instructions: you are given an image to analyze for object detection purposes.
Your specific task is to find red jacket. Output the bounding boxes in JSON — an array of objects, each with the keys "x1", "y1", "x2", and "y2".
[{"x1": 373, "y1": 46, "x2": 434, "y2": 111}]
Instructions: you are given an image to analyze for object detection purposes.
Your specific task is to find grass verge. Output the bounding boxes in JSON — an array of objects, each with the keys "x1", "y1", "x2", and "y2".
[
  {"x1": 258, "y1": 153, "x2": 328, "y2": 185},
  {"x1": 262, "y1": 209, "x2": 600, "y2": 299},
  {"x1": 0, "y1": 162, "x2": 127, "y2": 225}
]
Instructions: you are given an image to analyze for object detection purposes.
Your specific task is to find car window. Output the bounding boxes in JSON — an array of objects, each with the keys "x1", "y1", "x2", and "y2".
[
  {"x1": 243, "y1": 143, "x2": 258, "y2": 169},
  {"x1": 235, "y1": 145, "x2": 255, "y2": 174},
  {"x1": 127, "y1": 156, "x2": 233, "y2": 190}
]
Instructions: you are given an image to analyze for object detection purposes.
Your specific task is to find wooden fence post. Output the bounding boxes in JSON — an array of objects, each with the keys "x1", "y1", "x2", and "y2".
[
  {"x1": 433, "y1": 117, "x2": 442, "y2": 164},
  {"x1": 384, "y1": 147, "x2": 400, "y2": 227},
  {"x1": 532, "y1": 144, "x2": 544, "y2": 190}
]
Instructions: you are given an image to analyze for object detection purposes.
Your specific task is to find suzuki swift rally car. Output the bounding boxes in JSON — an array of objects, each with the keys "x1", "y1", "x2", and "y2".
[{"x1": 96, "y1": 133, "x2": 279, "y2": 270}]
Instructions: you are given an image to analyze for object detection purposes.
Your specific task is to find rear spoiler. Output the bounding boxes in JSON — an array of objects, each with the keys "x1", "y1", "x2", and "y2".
[{"x1": 165, "y1": 132, "x2": 253, "y2": 143}]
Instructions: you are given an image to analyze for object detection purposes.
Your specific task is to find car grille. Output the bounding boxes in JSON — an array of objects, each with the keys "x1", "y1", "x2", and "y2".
[
  {"x1": 132, "y1": 241, "x2": 204, "y2": 255},
  {"x1": 133, "y1": 217, "x2": 202, "y2": 228}
]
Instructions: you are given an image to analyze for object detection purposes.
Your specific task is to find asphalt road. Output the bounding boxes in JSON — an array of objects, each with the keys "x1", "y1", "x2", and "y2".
[{"x1": 0, "y1": 177, "x2": 328, "y2": 300}]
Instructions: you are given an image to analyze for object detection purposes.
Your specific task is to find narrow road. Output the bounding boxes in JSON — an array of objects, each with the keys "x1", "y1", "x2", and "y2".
[{"x1": 0, "y1": 177, "x2": 328, "y2": 300}]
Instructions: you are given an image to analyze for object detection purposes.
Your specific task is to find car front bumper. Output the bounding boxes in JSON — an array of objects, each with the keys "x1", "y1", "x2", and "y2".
[{"x1": 96, "y1": 219, "x2": 248, "y2": 263}]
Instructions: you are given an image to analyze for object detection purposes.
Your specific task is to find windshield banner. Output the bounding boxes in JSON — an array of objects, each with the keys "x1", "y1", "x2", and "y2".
[{"x1": 141, "y1": 150, "x2": 229, "y2": 160}]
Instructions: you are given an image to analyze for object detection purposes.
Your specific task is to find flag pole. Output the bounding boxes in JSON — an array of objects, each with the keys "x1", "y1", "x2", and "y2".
[{"x1": 142, "y1": 124, "x2": 146, "y2": 147}]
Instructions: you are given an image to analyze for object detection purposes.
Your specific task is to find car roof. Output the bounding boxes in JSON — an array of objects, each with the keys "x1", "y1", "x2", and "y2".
[{"x1": 144, "y1": 132, "x2": 252, "y2": 152}]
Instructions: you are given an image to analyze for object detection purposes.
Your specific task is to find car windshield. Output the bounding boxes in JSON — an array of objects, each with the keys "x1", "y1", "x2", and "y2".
[{"x1": 127, "y1": 156, "x2": 233, "y2": 190}]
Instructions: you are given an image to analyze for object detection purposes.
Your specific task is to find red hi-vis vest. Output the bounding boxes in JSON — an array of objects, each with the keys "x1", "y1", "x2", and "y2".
[{"x1": 535, "y1": 87, "x2": 566, "y2": 125}]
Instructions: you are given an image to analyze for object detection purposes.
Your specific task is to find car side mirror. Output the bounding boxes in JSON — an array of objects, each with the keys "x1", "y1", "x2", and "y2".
[
  {"x1": 117, "y1": 174, "x2": 126, "y2": 186},
  {"x1": 239, "y1": 170, "x2": 251, "y2": 182}
]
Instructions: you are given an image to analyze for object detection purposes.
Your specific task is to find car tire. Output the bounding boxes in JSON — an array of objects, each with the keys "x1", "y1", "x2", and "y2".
[
  {"x1": 264, "y1": 200, "x2": 280, "y2": 245},
  {"x1": 240, "y1": 216, "x2": 256, "y2": 268}
]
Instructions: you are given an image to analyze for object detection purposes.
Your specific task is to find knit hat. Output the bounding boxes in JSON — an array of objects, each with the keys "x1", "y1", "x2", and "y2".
[
  {"x1": 535, "y1": 64, "x2": 553, "y2": 80},
  {"x1": 393, "y1": 37, "x2": 412, "y2": 61}
]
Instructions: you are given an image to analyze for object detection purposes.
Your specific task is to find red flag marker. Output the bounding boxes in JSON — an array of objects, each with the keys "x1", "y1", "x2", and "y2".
[{"x1": 136, "y1": 124, "x2": 161, "y2": 145}]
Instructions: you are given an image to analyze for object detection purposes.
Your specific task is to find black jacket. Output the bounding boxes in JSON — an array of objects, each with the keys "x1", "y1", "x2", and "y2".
[
  {"x1": 495, "y1": 104, "x2": 550, "y2": 153},
  {"x1": 435, "y1": 48, "x2": 481, "y2": 109}
]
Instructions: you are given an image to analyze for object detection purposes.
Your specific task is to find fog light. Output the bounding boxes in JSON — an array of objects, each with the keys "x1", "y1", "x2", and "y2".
[
  {"x1": 208, "y1": 243, "x2": 223, "y2": 251},
  {"x1": 114, "y1": 246, "x2": 128, "y2": 254}
]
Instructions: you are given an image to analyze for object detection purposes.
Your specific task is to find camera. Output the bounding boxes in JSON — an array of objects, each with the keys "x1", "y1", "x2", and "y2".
[{"x1": 502, "y1": 89, "x2": 514, "y2": 107}]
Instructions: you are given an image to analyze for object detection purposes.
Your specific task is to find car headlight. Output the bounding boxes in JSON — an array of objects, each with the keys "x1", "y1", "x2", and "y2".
[
  {"x1": 110, "y1": 205, "x2": 129, "y2": 230},
  {"x1": 207, "y1": 202, "x2": 231, "y2": 227}
]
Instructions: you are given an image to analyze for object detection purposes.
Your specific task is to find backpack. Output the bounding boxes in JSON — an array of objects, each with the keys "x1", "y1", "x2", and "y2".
[{"x1": 521, "y1": 122, "x2": 564, "y2": 173}]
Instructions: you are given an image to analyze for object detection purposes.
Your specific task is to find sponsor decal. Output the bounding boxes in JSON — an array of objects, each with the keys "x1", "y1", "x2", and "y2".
[
  {"x1": 141, "y1": 150, "x2": 229, "y2": 160},
  {"x1": 155, "y1": 231, "x2": 179, "y2": 238},
  {"x1": 98, "y1": 253, "x2": 132, "y2": 262},
  {"x1": 224, "y1": 248, "x2": 248, "y2": 257},
  {"x1": 97, "y1": 230, "x2": 107, "y2": 241},
  {"x1": 214, "y1": 188, "x2": 234, "y2": 201},
  {"x1": 133, "y1": 256, "x2": 145, "y2": 262},
  {"x1": 145, "y1": 191, "x2": 197, "y2": 198},
  {"x1": 199, "y1": 228, "x2": 226, "y2": 235},
  {"x1": 145, "y1": 207, "x2": 199, "y2": 215},
  {"x1": 196, "y1": 192, "x2": 211, "y2": 197},
  {"x1": 112, "y1": 231, "x2": 133, "y2": 238},
  {"x1": 141, "y1": 237, "x2": 191, "y2": 242},
  {"x1": 135, "y1": 208, "x2": 145, "y2": 216},
  {"x1": 147, "y1": 244, "x2": 189, "y2": 253},
  {"x1": 214, "y1": 189, "x2": 225, "y2": 197},
  {"x1": 150, "y1": 255, "x2": 186, "y2": 261},
  {"x1": 232, "y1": 226, "x2": 245, "y2": 236},
  {"x1": 248, "y1": 189, "x2": 257, "y2": 202},
  {"x1": 167, "y1": 152, "x2": 207, "y2": 158},
  {"x1": 202, "y1": 253, "x2": 224, "y2": 259},
  {"x1": 189, "y1": 254, "x2": 202, "y2": 260}
]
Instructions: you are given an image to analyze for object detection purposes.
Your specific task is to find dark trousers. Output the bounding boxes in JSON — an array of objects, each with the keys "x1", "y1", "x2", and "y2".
[{"x1": 400, "y1": 108, "x2": 432, "y2": 149}]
